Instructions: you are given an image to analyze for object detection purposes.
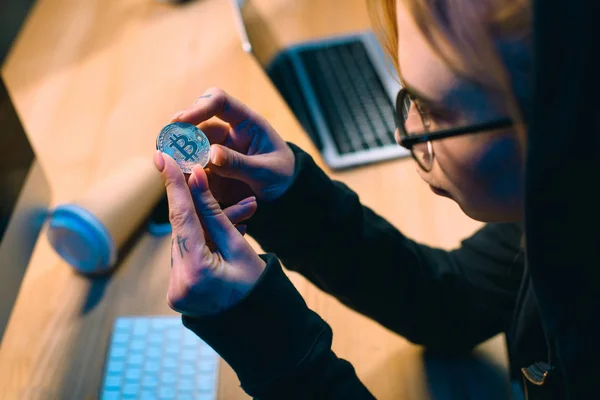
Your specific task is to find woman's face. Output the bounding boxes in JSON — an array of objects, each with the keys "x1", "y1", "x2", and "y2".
[{"x1": 395, "y1": 1, "x2": 526, "y2": 222}]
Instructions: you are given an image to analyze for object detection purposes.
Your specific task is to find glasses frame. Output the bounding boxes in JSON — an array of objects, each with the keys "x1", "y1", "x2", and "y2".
[{"x1": 394, "y1": 88, "x2": 513, "y2": 171}]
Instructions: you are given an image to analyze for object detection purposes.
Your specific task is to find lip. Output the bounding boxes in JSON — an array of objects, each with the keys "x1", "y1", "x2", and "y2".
[{"x1": 429, "y1": 185, "x2": 451, "y2": 198}]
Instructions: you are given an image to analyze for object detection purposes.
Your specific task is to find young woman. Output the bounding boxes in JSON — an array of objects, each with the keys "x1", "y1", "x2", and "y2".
[{"x1": 153, "y1": 0, "x2": 588, "y2": 398}]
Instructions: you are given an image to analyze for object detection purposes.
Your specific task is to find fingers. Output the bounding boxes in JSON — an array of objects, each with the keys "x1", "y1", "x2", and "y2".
[
  {"x1": 223, "y1": 196, "x2": 257, "y2": 225},
  {"x1": 198, "y1": 119, "x2": 230, "y2": 146},
  {"x1": 208, "y1": 144, "x2": 262, "y2": 181},
  {"x1": 172, "y1": 87, "x2": 258, "y2": 130},
  {"x1": 154, "y1": 151, "x2": 206, "y2": 248},
  {"x1": 187, "y1": 164, "x2": 241, "y2": 257}
]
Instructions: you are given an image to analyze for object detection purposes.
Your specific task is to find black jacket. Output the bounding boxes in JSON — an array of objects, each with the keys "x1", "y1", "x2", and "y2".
[
  {"x1": 183, "y1": 144, "x2": 555, "y2": 399},
  {"x1": 183, "y1": 2, "x2": 600, "y2": 397},
  {"x1": 522, "y1": 1, "x2": 600, "y2": 398}
]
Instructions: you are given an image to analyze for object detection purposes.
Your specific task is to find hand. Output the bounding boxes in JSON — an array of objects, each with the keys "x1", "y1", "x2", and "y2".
[
  {"x1": 154, "y1": 151, "x2": 266, "y2": 316},
  {"x1": 170, "y1": 87, "x2": 296, "y2": 207}
]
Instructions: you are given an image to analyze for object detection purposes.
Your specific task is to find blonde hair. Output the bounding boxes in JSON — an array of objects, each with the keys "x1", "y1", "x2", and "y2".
[{"x1": 367, "y1": 0, "x2": 531, "y2": 143}]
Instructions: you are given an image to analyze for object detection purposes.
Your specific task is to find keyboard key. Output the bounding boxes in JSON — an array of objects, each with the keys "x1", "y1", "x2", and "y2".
[
  {"x1": 107, "y1": 360, "x2": 125, "y2": 375},
  {"x1": 110, "y1": 347, "x2": 127, "y2": 359},
  {"x1": 125, "y1": 368, "x2": 142, "y2": 382},
  {"x1": 140, "y1": 391, "x2": 157, "y2": 400},
  {"x1": 130, "y1": 339, "x2": 146, "y2": 352},
  {"x1": 133, "y1": 318, "x2": 150, "y2": 329},
  {"x1": 161, "y1": 357, "x2": 178, "y2": 370},
  {"x1": 158, "y1": 386, "x2": 176, "y2": 399},
  {"x1": 146, "y1": 346, "x2": 162, "y2": 359},
  {"x1": 127, "y1": 350, "x2": 144, "y2": 365},
  {"x1": 197, "y1": 375, "x2": 215, "y2": 391},
  {"x1": 181, "y1": 351, "x2": 197, "y2": 361},
  {"x1": 101, "y1": 389, "x2": 121, "y2": 400},
  {"x1": 182, "y1": 331, "x2": 197, "y2": 345},
  {"x1": 198, "y1": 360, "x2": 216, "y2": 372},
  {"x1": 112, "y1": 333, "x2": 129, "y2": 345},
  {"x1": 122, "y1": 382, "x2": 140, "y2": 396},
  {"x1": 165, "y1": 329, "x2": 180, "y2": 340},
  {"x1": 179, "y1": 363, "x2": 196, "y2": 376},
  {"x1": 177, "y1": 379, "x2": 195, "y2": 392},
  {"x1": 160, "y1": 371, "x2": 177, "y2": 384},
  {"x1": 144, "y1": 360, "x2": 160, "y2": 373},
  {"x1": 127, "y1": 354, "x2": 144, "y2": 367},
  {"x1": 197, "y1": 394, "x2": 216, "y2": 400},
  {"x1": 148, "y1": 334, "x2": 163, "y2": 345},
  {"x1": 141, "y1": 375, "x2": 159, "y2": 389},
  {"x1": 104, "y1": 375, "x2": 122, "y2": 390},
  {"x1": 177, "y1": 393, "x2": 195, "y2": 400},
  {"x1": 115, "y1": 318, "x2": 133, "y2": 331},
  {"x1": 133, "y1": 326, "x2": 149, "y2": 337}
]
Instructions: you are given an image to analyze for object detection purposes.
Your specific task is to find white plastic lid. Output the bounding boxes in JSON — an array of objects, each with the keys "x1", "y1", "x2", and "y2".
[{"x1": 46, "y1": 204, "x2": 117, "y2": 274}]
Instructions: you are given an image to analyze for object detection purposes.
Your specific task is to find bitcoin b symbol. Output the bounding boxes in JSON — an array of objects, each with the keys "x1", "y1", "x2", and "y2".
[{"x1": 168, "y1": 134, "x2": 198, "y2": 161}]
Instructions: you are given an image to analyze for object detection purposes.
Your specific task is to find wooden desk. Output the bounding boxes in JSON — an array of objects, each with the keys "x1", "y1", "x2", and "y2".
[{"x1": 0, "y1": 0, "x2": 508, "y2": 398}]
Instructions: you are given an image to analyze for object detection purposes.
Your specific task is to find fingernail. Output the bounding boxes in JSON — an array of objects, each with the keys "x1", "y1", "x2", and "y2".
[
  {"x1": 154, "y1": 150, "x2": 165, "y2": 172},
  {"x1": 191, "y1": 166, "x2": 208, "y2": 191},
  {"x1": 171, "y1": 111, "x2": 184, "y2": 121},
  {"x1": 210, "y1": 146, "x2": 222, "y2": 166},
  {"x1": 239, "y1": 196, "x2": 256, "y2": 205}
]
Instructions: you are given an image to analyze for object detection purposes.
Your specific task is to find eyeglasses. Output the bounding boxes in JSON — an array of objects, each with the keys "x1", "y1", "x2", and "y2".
[{"x1": 394, "y1": 88, "x2": 513, "y2": 171}]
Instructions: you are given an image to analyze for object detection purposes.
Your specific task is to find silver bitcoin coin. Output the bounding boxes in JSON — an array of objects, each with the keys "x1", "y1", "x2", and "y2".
[{"x1": 156, "y1": 122, "x2": 210, "y2": 173}]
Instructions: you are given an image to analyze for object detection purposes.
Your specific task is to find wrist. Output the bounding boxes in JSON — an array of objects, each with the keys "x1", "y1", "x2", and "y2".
[
  {"x1": 274, "y1": 146, "x2": 297, "y2": 200},
  {"x1": 259, "y1": 145, "x2": 297, "y2": 202},
  {"x1": 181, "y1": 254, "x2": 329, "y2": 390}
]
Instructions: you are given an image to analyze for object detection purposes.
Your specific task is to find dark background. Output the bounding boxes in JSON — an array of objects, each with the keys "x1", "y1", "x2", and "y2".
[{"x1": 0, "y1": 0, "x2": 37, "y2": 241}]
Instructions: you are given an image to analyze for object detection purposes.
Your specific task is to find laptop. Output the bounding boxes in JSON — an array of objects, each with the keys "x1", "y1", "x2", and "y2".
[
  {"x1": 0, "y1": 1, "x2": 52, "y2": 342},
  {"x1": 229, "y1": 0, "x2": 409, "y2": 170}
]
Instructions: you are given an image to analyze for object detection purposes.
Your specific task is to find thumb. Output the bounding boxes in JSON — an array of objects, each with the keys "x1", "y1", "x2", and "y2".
[
  {"x1": 188, "y1": 164, "x2": 242, "y2": 259},
  {"x1": 209, "y1": 144, "x2": 260, "y2": 181}
]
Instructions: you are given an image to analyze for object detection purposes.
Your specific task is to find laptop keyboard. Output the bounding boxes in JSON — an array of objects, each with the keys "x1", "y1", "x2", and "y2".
[
  {"x1": 100, "y1": 316, "x2": 219, "y2": 400},
  {"x1": 267, "y1": 53, "x2": 323, "y2": 150},
  {"x1": 267, "y1": 38, "x2": 397, "y2": 160}
]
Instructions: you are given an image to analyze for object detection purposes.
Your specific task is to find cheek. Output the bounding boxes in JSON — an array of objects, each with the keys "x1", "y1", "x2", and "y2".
[
  {"x1": 433, "y1": 136, "x2": 482, "y2": 190},
  {"x1": 434, "y1": 132, "x2": 523, "y2": 200}
]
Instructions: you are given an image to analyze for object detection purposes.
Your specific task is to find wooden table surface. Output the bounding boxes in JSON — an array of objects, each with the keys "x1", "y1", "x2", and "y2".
[{"x1": 0, "y1": 0, "x2": 510, "y2": 398}]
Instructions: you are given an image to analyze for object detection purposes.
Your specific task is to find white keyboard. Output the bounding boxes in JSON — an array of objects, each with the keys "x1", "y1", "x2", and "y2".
[{"x1": 100, "y1": 316, "x2": 219, "y2": 400}]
